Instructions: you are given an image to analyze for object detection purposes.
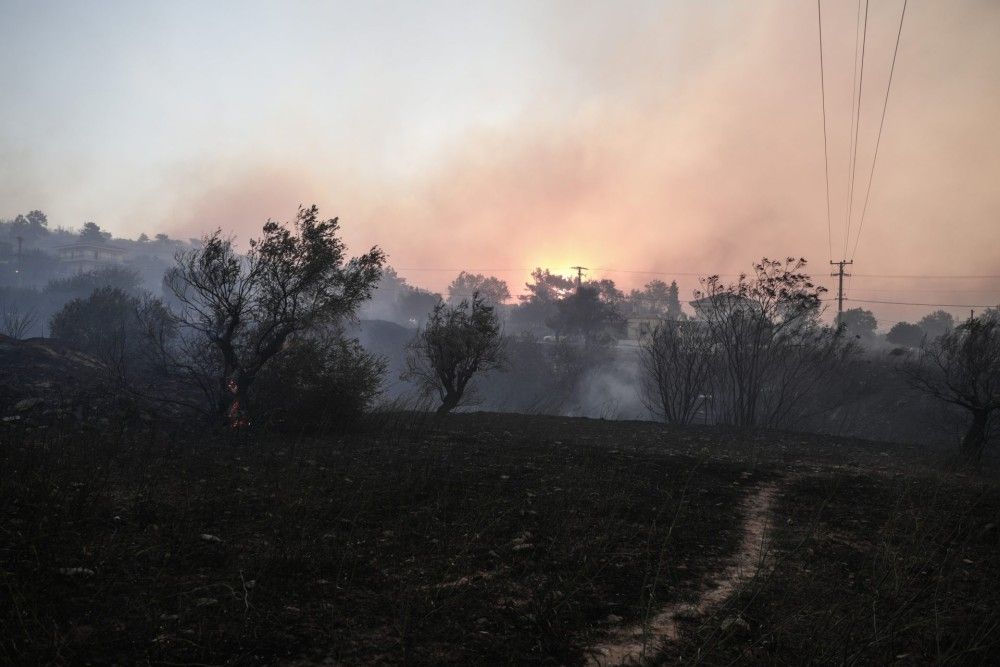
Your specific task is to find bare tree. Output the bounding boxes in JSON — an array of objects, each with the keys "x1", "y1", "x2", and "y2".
[
  {"x1": 692, "y1": 257, "x2": 848, "y2": 428},
  {"x1": 639, "y1": 320, "x2": 715, "y2": 425},
  {"x1": 0, "y1": 299, "x2": 38, "y2": 339},
  {"x1": 904, "y1": 311, "x2": 1000, "y2": 463},
  {"x1": 403, "y1": 293, "x2": 506, "y2": 415},
  {"x1": 163, "y1": 205, "x2": 384, "y2": 424}
]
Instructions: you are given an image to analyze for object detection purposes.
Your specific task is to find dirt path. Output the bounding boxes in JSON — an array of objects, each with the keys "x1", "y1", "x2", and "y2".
[{"x1": 587, "y1": 482, "x2": 779, "y2": 666}]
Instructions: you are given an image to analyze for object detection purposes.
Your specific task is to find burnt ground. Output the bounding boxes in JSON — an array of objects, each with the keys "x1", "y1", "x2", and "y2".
[{"x1": 1, "y1": 412, "x2": 998, "y2": 665}]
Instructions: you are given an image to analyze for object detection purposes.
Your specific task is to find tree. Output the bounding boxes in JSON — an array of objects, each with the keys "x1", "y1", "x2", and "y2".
[
  {"x1": 447, "y1": 271, "x2": 511, "y2": 306},
  {"x1": 887, "y1": 321, "x2": 924, "y2": 347},
  {"x1": 50, "y1": 287, "x2": 172, "y2": 384},
  {"x1": 626, "y1": 279, "x2": 683, "y2": 318},
  {"x1": 905, "y1": 312, "x2": 1000, "y2": 463},
  {"x1": 155, "y1": 233, "x2": 170, "y2": 243},
  {"x1": 79, "y1": 222, "x2": 111, "y2": 243},
  {"x1": 7, "y1": 210, "x2": 49, "y2": 241},
  {"x1": 693, "y1": 257, "x2": 847, "y2": 428},
  {"x1": 640, "y1": 320, "x2": 715, "y2": 424},
  {"x1": 137, "y1": 233, "x2": 150, "y2": 243},
  {"x1": 164, "y1": 205, "x2": 384, "y2": 424},
  {"x1": 918, "y1": 310, "x2": 955, "y2": 341},
  {"x1": 549, "y1": 283, "x2": 625, "y2": 344},
  {"x1": 521, "y1": 268, "x2": 576, "y2": 303},
  {"x1": 509, "y1": 268, "x2": 576, "y2": 333},
  {"x1": 403, "y1": 293, "x2": 506, "y2": 415},
  {"x1": 840, "y1": 307, "x2": 877, "y2": 341}
]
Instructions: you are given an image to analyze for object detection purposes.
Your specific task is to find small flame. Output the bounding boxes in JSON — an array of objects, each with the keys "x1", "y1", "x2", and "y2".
[{"x1": 226, "y1": 378, "x2": 250, "y2": 429}]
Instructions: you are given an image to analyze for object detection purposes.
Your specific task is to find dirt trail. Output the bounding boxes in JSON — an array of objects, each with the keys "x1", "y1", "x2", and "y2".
[{"x1": 587, "y1": 482, "x2": 779, "y2": 666}]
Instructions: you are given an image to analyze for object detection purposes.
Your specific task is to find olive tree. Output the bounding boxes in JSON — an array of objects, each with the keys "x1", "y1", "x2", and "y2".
[
  {"x1": 164, "y1": 205, "x2": 384, "y2": 423},
  {"x1": 905, "y1": 311, "x2": 1000, "y2": 463},
  {"x1": 403, "y1": 293, "x2": 506, "y2": 415}
]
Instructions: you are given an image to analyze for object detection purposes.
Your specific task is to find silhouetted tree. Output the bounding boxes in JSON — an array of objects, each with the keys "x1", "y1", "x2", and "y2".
[
  {"x1": 79, "y1": 222, "x2": 111, "y2": 243},
  {"x1": 509, "y1": 268, "x2": 576, "y2": 333},
  {"x1": 50, "y1": 287, "x2": 172, "y2": 385},
  {"x1": 6, "y1": 210, "x2": 50, "y2": 241},
  {"x1": 694, "y1": 257, "x2": 848, "y2": 428},
  {"x1": 0, "y1": 296, "x2": 38, "y2": 339},
  {"x1": 840, "y1": 307, "x2": 877, "y2": 341},
  {"x1": 626, "y1": 279, "x2": 683, "y2": 318},
  {"x1": 918, "y1": 310, "x2": 955, "y2": 341},
  {"x1": 640, "y1": 320, "x2": 715, "y2": 424},
  {"x1": 252, "y1": 328, "x2": 385, "y2": 430},
  {"x1": 164, "y1": 205, "x2": 384, "y2": 424},
  {"x1": 905, "y1": 311, "x2": 1000, "y2": 463},
  {"x1": 448, "y1": 271, "x2": 510, "y2": 306},
  {"x1": 521, "y1": 268, "x2": 576, "y2": 303},
  {"x1": 887, "y1": 321, "x2": 925, "y2": 347},
  {"x1": 403, "y1": 293, "x2": 506, "y2": 415},
  {"x1": 549, "y1": 283, "x2": 625, "y2": 344}
]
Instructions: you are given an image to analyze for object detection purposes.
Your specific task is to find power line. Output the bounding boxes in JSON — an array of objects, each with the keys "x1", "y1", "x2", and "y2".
[
  {"x1": 851, "y1": 287, "x2": 1000, "y2": 294},
  {"x1": 851, "y1": 0, "x2": 908, "y2": 260},
  {"x1": 844, "y1": 297, "x2": 997, "y2": 308},
  {"x1": 851, "y1": 273, "x2": 1000, "y2": 279},
  {"x1": 393, "y1": 266, "x2": 1000, "y2": 281},
  {"x1": 589, "y1": 267, "x2": 743, "y2": 277},
  {"x1": 396, "y1": 267, "x2": 533, "y2": 273},
  {"x1": 844, "y1": 0, "x2": 869, "y2": 258},
  {"x1": 817, "y1": 0, "x2": 834, "y2": 263}
]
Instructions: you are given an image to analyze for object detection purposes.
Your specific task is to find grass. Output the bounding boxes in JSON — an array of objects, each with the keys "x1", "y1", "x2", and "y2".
[{"x1": 1, "y1": 412, "x2": 997, "y2": 665}]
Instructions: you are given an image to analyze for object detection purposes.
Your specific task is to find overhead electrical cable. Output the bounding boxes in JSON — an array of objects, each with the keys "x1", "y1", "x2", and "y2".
[
  {"x1": 844, "y1": 0, "x2": 869, "y2": 258},
  {"x1": 845, "y1": 297, "x2": 997, "y2": 308},
  {"x1": 851, "y1": 0, "x2": 908, "y2": 260},
  {"x1": 817, "y1": 0, "x2": 834, "y2": 263}
]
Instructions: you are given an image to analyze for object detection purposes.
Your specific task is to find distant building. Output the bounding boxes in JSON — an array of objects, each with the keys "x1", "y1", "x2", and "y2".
[
  {"x1": 57, "y1": 242, "x2": 125, "y2": 274},
  {"x1": 688, "y1": 294, "x2": 757, "y2": 320}
]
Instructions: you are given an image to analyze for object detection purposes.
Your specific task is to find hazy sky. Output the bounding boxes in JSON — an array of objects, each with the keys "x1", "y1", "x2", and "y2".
[{"x1": 2, "y1": 0, "x2": 999, "y2": 325}]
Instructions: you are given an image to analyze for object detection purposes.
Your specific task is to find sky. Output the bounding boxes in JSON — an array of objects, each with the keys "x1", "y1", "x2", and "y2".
[{"x1": 2, "y1": 0, "x2": 999, "y2": 326}]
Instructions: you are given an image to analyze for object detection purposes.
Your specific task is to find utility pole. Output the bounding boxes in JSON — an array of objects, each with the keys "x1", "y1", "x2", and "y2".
[
  {"x1": 830, "y1": 259, "x2": 853, "y2": 328},
  {"x1": 570, "y1": 265, "x2": 588, "y2": 289}
]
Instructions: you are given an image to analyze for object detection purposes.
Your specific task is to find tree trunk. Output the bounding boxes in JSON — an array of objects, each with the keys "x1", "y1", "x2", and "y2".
[
  {"x1": 960, "y1": 408, "x2": 989, "y2": 465},
  {"x1": 436, "y1": 393, "x2": 460, "y2": 416}
]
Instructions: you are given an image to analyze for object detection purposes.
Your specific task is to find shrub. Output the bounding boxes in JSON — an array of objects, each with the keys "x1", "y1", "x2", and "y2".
[{"x1": 252, "y1": 331, "x2": 385, "y2": 431}]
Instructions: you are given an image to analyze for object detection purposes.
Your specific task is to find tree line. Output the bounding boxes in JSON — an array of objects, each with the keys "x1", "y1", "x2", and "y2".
[{"x1": 4, "y1": 205, "x2": 997, "y2": 464}]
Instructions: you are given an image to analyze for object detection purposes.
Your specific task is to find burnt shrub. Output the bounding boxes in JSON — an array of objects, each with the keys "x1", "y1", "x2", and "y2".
[{"x1": 252, "y1": 330, "x2": 385, "y2": 432}]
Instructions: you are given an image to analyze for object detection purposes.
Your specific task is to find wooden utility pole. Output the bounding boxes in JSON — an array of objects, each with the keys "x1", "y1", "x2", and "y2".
[
  {"x1": 830, "y1": 259, "x2": 853, "y2": 328},
  {"x1": 570, "y1": 265, "x2": 588, "y2": 288}
]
